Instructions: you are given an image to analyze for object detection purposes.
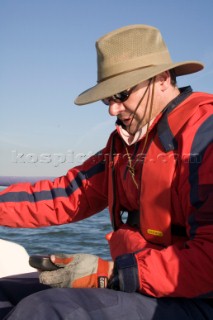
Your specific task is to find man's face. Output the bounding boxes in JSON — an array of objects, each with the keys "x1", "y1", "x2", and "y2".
[{"x1": 106, "y1": 79, "x2": 156, "y2": 135}]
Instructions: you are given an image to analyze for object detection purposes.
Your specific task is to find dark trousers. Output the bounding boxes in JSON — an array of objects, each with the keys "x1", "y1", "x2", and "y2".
[
  {"x1": 1, "y1": 275, "x2": 212, "y2": 320},
  {"x1": 0, "y1": 273, "x2": 49, "y2": 319}
]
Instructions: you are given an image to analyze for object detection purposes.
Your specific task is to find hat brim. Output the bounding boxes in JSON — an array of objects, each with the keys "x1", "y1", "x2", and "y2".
[{"x1": 74, "y1": 61, "x2": 203, "y2": 106}]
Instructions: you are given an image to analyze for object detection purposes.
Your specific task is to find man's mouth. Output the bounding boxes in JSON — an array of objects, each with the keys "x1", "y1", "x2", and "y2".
[
  {"x1": 122, "y1": 119, "x2": 132, "y2": 126},
  {"x1": 119, "y1": 115, "x2": 134, "y2": 127}
]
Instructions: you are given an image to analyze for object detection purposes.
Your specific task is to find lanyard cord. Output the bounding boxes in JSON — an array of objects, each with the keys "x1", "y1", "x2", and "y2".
[{"x1": 124, "y1": 77, "x2": 156, "y2": 189}]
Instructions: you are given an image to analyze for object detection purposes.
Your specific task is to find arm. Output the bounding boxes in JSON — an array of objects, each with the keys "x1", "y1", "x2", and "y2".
[{"x1": 0, "y1": 147, "x2": 110, "y2": 228}]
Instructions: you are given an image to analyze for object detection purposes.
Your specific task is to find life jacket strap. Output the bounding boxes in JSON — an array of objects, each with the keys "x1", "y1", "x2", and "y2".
[
  {"x1": 126, "y1": 210, "x2": 187, "y2": 237},
  {"x1": 126, "y1": 210, "x2": 140, "y2": 229}
]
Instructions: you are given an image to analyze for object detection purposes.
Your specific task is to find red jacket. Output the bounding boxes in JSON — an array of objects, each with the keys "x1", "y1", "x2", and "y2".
[{"x1": 0, "y1": 87, "x2": 213, "y2": 298}]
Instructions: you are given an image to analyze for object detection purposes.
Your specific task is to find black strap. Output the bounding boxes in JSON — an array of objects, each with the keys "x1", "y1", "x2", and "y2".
[
  {"x1": 126, "y1": 210, "x2": 187, "y2": 237},
  {"x1": 126, "y1": 210, "x2": 140, "y2": 229},
  {"x1": 171, "y1": 224, "x2": 187, "y2": 237}
]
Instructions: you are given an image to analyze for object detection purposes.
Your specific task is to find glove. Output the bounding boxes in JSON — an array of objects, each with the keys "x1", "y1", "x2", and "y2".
[{"x1": 39, "y1": 253, "x2": 113, "y2": 289}]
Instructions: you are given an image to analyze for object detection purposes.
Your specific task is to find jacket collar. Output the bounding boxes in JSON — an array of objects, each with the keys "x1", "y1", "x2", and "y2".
[{"x1": 157, "y1": 86, "x2": 193, "y2": 152}]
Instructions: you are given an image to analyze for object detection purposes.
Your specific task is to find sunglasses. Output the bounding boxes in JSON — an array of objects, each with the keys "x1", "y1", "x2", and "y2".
[{"x1": 102, "y1": 86, "x2": 136, "y2": 106}]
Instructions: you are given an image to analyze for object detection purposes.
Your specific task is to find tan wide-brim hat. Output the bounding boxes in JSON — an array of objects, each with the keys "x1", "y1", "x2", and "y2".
[{"x1": 75, "y1": 24, "x2": 203, "y2": 106}]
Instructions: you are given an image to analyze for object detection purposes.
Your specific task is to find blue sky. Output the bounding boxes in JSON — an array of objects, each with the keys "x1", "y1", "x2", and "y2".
[{"x1": 0, "y1": 0, "x2": 213, "y2": 177}]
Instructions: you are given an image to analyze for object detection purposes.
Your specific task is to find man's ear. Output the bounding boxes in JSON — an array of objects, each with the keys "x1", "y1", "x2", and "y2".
[{"x1": 156, "y1": 71, "x2": 170, "y2": 92}]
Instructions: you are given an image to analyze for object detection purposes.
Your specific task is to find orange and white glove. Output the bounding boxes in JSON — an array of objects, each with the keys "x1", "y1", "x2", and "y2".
[{"x1": 39, "y1": 253, "x2": 113, "y2": 289}]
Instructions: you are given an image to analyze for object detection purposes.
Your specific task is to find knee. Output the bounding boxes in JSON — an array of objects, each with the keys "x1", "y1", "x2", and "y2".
[{"x1": 5, "y1": 288, "x2": 78, "y2": 319}]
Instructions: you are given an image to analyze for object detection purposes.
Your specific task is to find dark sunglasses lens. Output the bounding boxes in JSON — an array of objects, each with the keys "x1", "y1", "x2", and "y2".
[
  {"x1": 102, "y1": 98, "x2": 110, "y2": 105},
  {"x1": 114, "y1": 91, "x2": 129, "y2": 102},
  {"x1": 102, "y1": 88, "x2": 132, "y2": 105}
]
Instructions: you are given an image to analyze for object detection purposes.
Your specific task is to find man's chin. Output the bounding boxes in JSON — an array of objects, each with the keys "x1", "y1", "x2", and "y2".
[{"x1": 126, "y1": 126, "x2": 137, "y2": 136}]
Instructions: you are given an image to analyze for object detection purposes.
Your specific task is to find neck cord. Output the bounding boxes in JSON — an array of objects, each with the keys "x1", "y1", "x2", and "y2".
[{"x1": 124, "y1": 78, "x2": 156, "y2": 189}]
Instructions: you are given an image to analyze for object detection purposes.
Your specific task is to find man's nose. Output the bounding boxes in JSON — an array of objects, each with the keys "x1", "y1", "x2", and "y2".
[{"x1": 108, "y1": 102, "x2": 125, "y2": 116}]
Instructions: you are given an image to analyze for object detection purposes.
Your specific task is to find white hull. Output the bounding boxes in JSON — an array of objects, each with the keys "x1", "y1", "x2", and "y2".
[{"x1": 0, "y1": 239, "x2": 35, "y2": 277}]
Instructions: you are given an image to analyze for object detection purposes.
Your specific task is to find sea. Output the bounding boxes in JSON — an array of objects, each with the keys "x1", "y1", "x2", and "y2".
[{"x1": 0, "y1": 186, "x2": 112, "y2": 260}]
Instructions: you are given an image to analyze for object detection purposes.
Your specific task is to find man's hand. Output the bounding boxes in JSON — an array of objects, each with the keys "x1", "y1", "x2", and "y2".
[{"x1": 39, "y1": 253, "x2": 114, "y2": 288}]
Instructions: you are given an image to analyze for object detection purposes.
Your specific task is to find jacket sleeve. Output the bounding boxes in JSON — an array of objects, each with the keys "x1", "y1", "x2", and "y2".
[
  {"x1": 114, "y1": 111, "x2": 213, "y2": 298},
  {"x1": 0, "y1": 145, "x2": 110, "y2": 228}
]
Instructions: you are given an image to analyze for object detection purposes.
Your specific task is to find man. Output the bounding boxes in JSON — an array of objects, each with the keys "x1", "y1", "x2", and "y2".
[{"x1": 0, "y1": 25, "x2": 212, "y2": 319}]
